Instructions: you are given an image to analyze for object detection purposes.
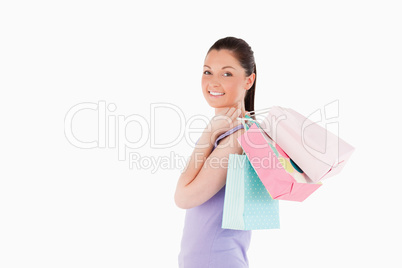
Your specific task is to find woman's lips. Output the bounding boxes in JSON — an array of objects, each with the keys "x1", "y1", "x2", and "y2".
[{"x1": 208, "y1": 91, "x2": 225, "y2": 97}]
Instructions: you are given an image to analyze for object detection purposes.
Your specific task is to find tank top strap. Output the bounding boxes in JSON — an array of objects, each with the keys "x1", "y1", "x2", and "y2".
[
  {"x1": 194, "y1": 124, "x2": 245, "y2": 148},
  {"x1": 214, "y1": 124, "x2": 245, "y2": 148}
]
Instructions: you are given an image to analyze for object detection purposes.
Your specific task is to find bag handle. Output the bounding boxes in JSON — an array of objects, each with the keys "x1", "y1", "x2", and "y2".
[
  {"x1": 237, "y1": 107, "x2": 271, "y2": 126},
  {"x1": 246, "y1": 107, "x2": 271, "y2": 117}
]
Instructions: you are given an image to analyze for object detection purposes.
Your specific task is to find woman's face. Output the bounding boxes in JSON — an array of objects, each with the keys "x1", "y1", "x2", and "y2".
[{"x1": 202, "y1": 49, "x2": 254, "y2": 109}]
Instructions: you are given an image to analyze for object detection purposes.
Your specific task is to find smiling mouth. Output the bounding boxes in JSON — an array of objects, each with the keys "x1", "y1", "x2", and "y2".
[{"x1": 208, "y1": 91, "x2": 225, "y2": 96}]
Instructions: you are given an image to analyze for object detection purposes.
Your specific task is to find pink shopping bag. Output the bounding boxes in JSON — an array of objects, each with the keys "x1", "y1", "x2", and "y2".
[
  {"x1": 259, "y1": 106, "x2": 355, "y2": 182},
  {"x1": 238, "y1": 123, "x2": 322, "y2": 202}
]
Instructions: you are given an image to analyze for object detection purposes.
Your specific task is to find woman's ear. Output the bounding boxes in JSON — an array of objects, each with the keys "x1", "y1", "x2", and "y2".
[{"x1": 245, "y1": 73, "x2": 256, "y2": 90}]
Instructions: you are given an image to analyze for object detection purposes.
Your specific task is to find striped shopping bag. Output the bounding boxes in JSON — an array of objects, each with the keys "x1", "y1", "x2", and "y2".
[{"x1": 222, "y1": 153, "x2": 280, "y2": 230}]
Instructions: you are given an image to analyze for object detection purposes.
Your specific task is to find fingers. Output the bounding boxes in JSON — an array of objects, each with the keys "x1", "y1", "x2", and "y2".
[
  {"x1": 227, "y1": 105, "x2": 241, "y2": 116},
  {"x1": 225, "y1": 107, "x2": 235, "y2": 116},
  {"x1": 234, "y1": 102, "x2": 242, "y2": 116},
  {"x1": 232, "y1": 108, "x2": 241, "y2": 119},
  {"x1": 228, "y1": 108, "x2": 242, "y2": 126}
]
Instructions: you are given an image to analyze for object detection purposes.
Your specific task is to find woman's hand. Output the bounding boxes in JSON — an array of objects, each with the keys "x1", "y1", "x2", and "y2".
[
  {"x1": 207, "y1": 107, "x2": 242, "y2": 141},
  {"x1": 174, "y1": 107, "x2": 246, "y2": 209},
  {"x1": 174, "y1": 103, "x2": 246, "y2": 209}
]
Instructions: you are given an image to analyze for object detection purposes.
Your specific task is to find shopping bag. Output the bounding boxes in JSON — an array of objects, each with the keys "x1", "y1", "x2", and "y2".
[
  {"x1": 238, "y1": 123, "x2": 322, "y2": 202},
  {"x1": 222, "y1": 153, "x2": 280, "y2": 230},
  {"x1": 259, "y1": 106, "x2": 355, "y2": 182}
]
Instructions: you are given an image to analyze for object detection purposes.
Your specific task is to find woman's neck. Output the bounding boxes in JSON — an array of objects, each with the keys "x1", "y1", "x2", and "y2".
[{"x1": 214, "y1": 104, "x2": 247, "y2": 118}]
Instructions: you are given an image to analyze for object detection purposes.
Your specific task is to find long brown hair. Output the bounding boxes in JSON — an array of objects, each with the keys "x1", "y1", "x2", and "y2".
[{"x1": 207, "y1": 36, "x2": 257, "y2": 120}]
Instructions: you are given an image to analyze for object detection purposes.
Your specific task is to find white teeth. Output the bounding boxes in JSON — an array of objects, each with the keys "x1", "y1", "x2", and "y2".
[{"x1": 209, "y1": 91, "x2": 225, "y2": 96}]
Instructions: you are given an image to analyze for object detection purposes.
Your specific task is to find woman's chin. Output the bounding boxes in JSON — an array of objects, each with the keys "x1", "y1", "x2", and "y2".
[{"x1": 205, "y1": 101, "x2": 226, "y2": 108}]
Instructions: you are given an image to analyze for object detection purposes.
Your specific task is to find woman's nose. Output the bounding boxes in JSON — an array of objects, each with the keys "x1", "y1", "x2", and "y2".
[{"x1": 210, "y1": 76, "x2": 221, "y2": 87}]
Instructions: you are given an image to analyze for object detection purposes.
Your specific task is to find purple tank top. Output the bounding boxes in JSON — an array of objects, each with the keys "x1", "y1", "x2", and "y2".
[{"x1": 178, "y1": 124, "x2": 251, "y2": 268}]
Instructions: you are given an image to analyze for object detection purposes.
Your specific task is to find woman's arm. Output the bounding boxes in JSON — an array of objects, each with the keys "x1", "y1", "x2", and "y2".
[{"x1": 174, "y1": 109, "x2": 245, "y2": 209}]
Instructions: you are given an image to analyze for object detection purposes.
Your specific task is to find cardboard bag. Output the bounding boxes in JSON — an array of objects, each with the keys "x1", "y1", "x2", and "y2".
[
  {"x1": 238, "y1": 123, "x2": 322, "y2": 202},
  {"x1": 222, "y1": 154, "x2": 280, "y2": 230},
  {"x1": 259, "y1": 106, "x2": 355, "y2": 182}
]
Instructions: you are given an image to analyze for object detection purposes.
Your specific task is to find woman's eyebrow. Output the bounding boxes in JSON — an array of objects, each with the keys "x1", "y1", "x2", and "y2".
[
  {"x1": 222, "y1": 66, "x2": 236, "y2": 70},
  {"x1": 203, "y1": 65, "x2": 236, "y2": 70}
]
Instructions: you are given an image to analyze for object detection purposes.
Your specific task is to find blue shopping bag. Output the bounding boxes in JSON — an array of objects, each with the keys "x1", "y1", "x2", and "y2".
[{"x1": 222, "y1": 153, "x2": 280, "y2": 230}]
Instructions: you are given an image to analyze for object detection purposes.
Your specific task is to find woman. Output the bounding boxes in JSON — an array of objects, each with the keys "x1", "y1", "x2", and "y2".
[{"x1": 175, "y1": 36, "x2": 257, "y2": 268}]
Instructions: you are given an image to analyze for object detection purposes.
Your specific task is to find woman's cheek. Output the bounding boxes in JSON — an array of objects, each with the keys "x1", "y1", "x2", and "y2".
[
  {"x1": 226, "y1": 81, "x2": 239, "y2": 94},
  {"x1": 201, "y1": 78, "x2": 207, "y2": 91}
]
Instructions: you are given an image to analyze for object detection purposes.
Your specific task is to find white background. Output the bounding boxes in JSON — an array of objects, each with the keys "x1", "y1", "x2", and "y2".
[{"x1": 1, "y1": 1, "x2": 401, "y2": 267}]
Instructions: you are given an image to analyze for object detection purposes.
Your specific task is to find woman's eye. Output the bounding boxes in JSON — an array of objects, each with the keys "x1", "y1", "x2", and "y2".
[
  {"x1": 223, "y1": 72, "x2": 232, "y2": 77},
  {"x1": 203, "y1": 70, "x2": 211, "y2": 75}
]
